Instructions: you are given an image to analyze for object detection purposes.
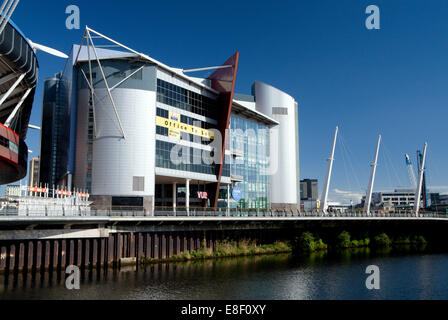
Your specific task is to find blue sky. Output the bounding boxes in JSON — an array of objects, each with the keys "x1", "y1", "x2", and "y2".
[{"x1": 4, "y1": 0, "x2": 448, "y2": 203}]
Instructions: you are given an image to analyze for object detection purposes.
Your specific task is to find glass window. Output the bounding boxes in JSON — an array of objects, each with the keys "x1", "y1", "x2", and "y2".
[{"x1": 156, "y1": 79, "x2": 218, "y2": 120}]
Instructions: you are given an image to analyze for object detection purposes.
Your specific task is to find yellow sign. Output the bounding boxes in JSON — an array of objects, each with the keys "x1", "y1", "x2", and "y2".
[
  {"x1": 168, "y1": 128, "x2": 181, "y2": 139},
  {"x1": 168, "y1": 111, "x2": 181, "y2": 139},
  {"x1": 156, "y1": 116, "x2": 215, "y2": 140}
]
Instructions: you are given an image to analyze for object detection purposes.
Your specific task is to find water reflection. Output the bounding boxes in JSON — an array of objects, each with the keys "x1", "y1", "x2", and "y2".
[{"x1": 1, "y1": 251, "x2": 448, "y2": 300}]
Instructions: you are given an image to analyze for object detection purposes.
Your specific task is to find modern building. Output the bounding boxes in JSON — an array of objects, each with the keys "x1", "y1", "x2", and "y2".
[
  {"x1": 429, "y1": 193, "x2": 448, "y2": 206},
  {"x1": 300, "y1": 179, "x2": 318, "y2": 201},
  {"x1": 0, "y1": 20, "x2": 38, "y2": 185},
  {"x1": 429, "y1": 193, "x2": 448, "y2": 212},
  {"x1": 39, "y1": 28, "x2": 300, "y2": 212},
  {"x1": 28, "y1": 157, "x2": 40, "y2": 187},
  {"x1": 5, "y1": 184, "x2": 20, "y2": 197},
  {"x1": 360, "y1": 189, "x2": 415, "y2": 211},
  {"x1": 39, "y1": 75, "x2": 71, "y2": 187}
]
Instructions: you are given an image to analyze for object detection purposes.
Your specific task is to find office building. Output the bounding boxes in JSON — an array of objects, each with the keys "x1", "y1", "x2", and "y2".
[
  {"x1": 360, "y1": 189, "x2": 415, "y2": 211},
  {"x1": 300, "y1": 179, "x2": 318, "y2": 200},
  {"x1": 39, "y1": 28, "x2": 300, "y2": 211},
  {"x1": 28, "y1": 157, "x2": 39, "y2": 187}
]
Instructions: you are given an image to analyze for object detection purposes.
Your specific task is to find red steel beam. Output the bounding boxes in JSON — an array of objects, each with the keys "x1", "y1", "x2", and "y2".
[{"x1": 206, "y1": 52, "x2": 239, "y2": 208}]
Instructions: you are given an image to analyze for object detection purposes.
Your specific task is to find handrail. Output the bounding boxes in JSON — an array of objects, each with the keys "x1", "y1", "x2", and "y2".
[{"x1": 1, "y1": 204, "x2": 448, "y2": 219}]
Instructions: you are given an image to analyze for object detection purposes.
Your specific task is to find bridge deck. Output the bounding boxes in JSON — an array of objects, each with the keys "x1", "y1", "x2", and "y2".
[{"x1": 0, "y1": 215, "x2": 448, "y2": 224}]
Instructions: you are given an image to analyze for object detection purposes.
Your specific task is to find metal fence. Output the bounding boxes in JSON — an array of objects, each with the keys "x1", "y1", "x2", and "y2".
[{"x1": 1, "y1": 204, "x2": 448, "y2": 219}]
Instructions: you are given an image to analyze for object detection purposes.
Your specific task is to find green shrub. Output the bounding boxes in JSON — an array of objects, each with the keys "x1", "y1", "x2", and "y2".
[
  {"x1": 374, "y1": 233, "x2": 392, "y2": 247},
  {"x1": 412, "y1": 235, "x2": 427, "y2": 245},
  {"x1": 140, "y1": 238, "x2": 291, "y2": 265},
  {"x1": 294, "y1": 232, "x2": 327, "y2": 253},
  {"x1": 298, "y1": 232, "x2": 315, "y2": 252},
  {"x1": 337, "y1": 231, "x2": 351, "y2": 248},
  {"x1": 395, "y1": 236, "x2": 411, "y2": 244},
  {"x1": 315, "y1": 238, "x2": 327, "y2": 250}
]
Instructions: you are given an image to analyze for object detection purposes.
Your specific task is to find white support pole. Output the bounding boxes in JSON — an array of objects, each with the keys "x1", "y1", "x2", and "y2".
[
  {"x1": 73, "y1": 28, "x2": 88, "y2": 65},
  {"x1": 28, "y1": 124, "x2": 40, "y2": 130},
  {"x1": 110, "y1": 66, "x2": 144, "y2": 91},
  {"x1": 86, "y1": 27, "x2": 152, "y2": 62},
  {"x1": 4, "y1": 87, "x2": 33, "y2": 127},
  {"x1": 414, "y1": 142, "x2": 428, "y2": 217},
  {"x1": 0, "y1": 1, "x2": 9, "y2": 21},
  {"x1": 86, "y1": 36, "x2": 97, "y2": 137},
  {"x1": 186, "y1": 179, "x2": 190, "y2": 214},
  {"x1": 80, "y1": 69, "x2": 97, "y2": 93},
  {"x1": 0, "y1": 0, "x2": 19, "y2": 35},
  {"x1": 227, "y1": 184, "x2": 231, "y2": 216},
  {"x1": 67, "y1": 174, "x2": 72, "y2": 191},
  {"x1": 364, "y1": 135, "x2": 381, "y2": 215},
  {"x1": 87, "y1": 30, "x2": 125, "y2": 139},
  {"x1": 227, "y1": 184, "x2": 230, "y2": 209},
  {"x1": 182, "y1": 65, "x2": 233, "y2": 73},
  {"x1": 172, "y1": 182, "x2": 177, "y2": 212},
  {"x1": 0, "y1": 73, "x2": 20, "y2": 86},
  {"x1": 0, "y1": 73, "x2": 25, "y2": 107},
  {"x1": 320, "y1": 126, "x2": 338, "y2": 214}
]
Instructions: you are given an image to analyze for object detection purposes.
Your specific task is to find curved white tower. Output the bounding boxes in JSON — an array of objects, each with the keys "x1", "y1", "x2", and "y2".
[
  {"x1": 252, "y1": 81, "x2": 299, "y2": 209},
  {"x1": 73, "y1": 60, "x2": 157, "y2": 212}
]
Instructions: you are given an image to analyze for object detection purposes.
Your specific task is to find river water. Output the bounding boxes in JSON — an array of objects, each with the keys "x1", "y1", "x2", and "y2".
[{"x1": 1, "y1": 249, "x2": 448, "y2": 300}]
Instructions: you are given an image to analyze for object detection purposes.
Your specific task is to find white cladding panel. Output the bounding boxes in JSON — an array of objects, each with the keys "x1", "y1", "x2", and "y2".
[
  {"x1": 79, "y1": 88, "x2": 156, "y2": 196},
  {"x1": 253, "y1": 81, "x2": 298, "y2": 205}
]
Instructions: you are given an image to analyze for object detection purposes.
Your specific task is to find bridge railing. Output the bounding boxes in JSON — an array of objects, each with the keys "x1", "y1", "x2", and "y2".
[{"x1": 1, "y1": 204, "x2": 448, "y2": 219}]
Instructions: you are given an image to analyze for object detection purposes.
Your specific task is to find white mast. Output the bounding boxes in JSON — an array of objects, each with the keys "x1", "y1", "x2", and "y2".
[
  {"x1": 364, "y1": 135, "x2": 381, "y2": 214},
  {"x1": 413, "y1": 142, "x2": 428, "y2": 217},
  {"x1": 320, "y1": 126, "x2": 338, "y2": 213}
]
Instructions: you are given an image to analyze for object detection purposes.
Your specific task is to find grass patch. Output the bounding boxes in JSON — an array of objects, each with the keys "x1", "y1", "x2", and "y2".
[
  {"x1": 337, "y1": 231, "x2": 370, "y2": 249},
  {"x1": 140, "y1": 239, "x2": 292, "y2": 265}
]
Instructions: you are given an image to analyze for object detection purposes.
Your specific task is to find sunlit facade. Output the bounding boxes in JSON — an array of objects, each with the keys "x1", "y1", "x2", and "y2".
[
  {"x1": 229, "y1": 113, "x2": 270, "y2": 209},
  {"x1": 38, "y1": 30, "x2": 300, "y2": 211}
]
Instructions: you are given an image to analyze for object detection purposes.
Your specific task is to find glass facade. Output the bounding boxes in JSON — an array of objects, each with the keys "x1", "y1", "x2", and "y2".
[
  {"x1": 156, "y1": 140, "x2": 230, "y2": 176},
  {"x1": 155, "y1": 183, "x2": 209, "y2": 207},
  {"x1": 156, "y1": 107, "x2": 215, "y2": 145},
  {"x1": 228, "y1": 114, "x2": 270, "y2": 209},
  {"x1": 156, "y1": 79, "x2": 218, "y2": 119},
  {"x1": 39, "y1": 77, "x2": 71, "y2": 187},
  {"x1": 85, "y1": 104, "x2": 94, "y2": 192},
  {"x1": 155, "y1": 79, "x2": 229, "y2": 177}
]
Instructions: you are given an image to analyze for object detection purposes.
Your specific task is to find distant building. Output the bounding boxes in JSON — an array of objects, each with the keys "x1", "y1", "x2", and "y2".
[
  {"x1": 360, "y1": 189, "x2": 415, "y2": 211},
  {"x1": 327, "y1": 202, "x2": 351, "y2": 213},
  {"x1": 430, "y1": 193, "x2": 440, "y2": 206},
  {"x1": 28, "y1": 157, "x2": 40, "y2": 187},
  {"x1": 39, "y1": 76, "x2": 70, "y2": 187},
  {"x1": 5, "y1": 185, "x2": 21, "y2": 197},
  {"x1": 430, "y1": 193, "x2": 448, "y2": 206},
  {"x1": 429, "y1": 193, "x2": 448, "y2": 212},
  {"x1": 300, "y1": 179, "x2": 318, "y2": 200}
]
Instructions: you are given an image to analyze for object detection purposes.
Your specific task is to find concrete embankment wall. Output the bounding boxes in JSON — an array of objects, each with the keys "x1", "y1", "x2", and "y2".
[
  {"x1": 2, "y1": 217, "x2": 448, "y2": 273},
  {"x1": 0, "y1": 228, "x2": 285, "y2": 273}
]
